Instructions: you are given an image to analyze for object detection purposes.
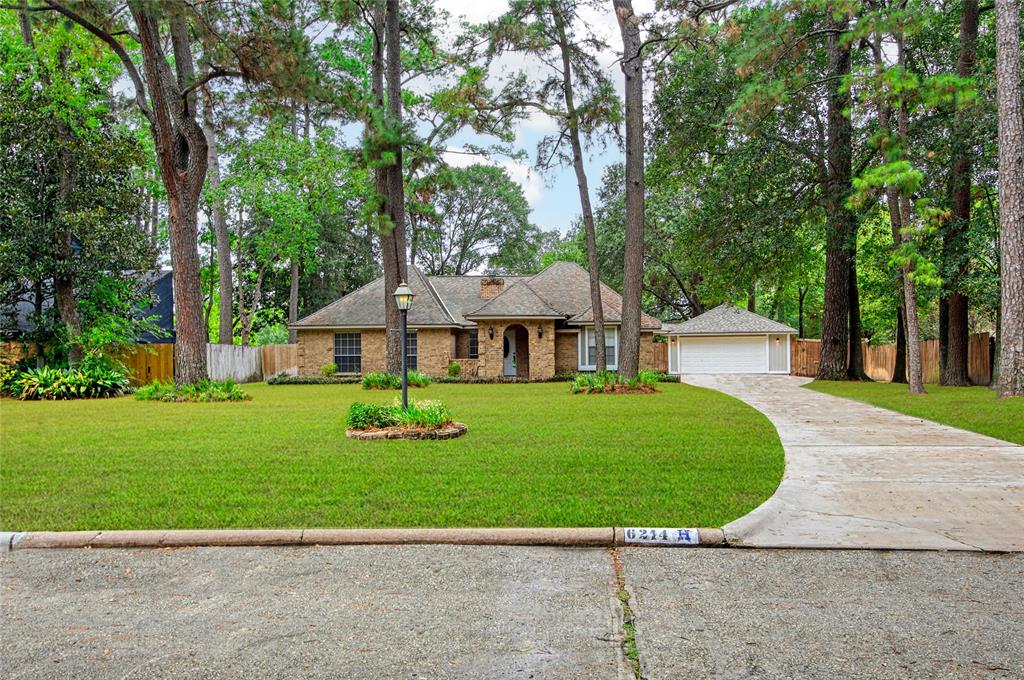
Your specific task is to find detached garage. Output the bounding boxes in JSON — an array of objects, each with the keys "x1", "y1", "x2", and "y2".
[{"x1": 663, "y1": 305, "x2": 796, "y2": 375}]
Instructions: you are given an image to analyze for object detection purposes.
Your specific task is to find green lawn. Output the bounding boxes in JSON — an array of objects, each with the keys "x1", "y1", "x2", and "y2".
[
  {"x1": 0, "y1": 382, "x2": 783, "y2": 531},
  {"x1": 806, "y1": 381, "x2": 1024, "y2": 445}
]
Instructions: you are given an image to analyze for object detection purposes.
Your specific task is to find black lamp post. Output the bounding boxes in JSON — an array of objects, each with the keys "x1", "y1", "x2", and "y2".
[{"x1": 393, "y1": 282, "x2": 415, "y2": 410}]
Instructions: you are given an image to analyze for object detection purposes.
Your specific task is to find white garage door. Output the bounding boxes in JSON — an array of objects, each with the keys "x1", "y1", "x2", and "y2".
[{"x1": 679, "y1": 335, "x2": 767, "y2": 374}]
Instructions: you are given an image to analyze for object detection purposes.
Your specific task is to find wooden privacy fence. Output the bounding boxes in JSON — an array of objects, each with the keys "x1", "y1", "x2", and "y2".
[
  {"x1": 119, "y1": 343, "x2": 294, "y2": 385},
  {"x1": 792, "y1": 333, "x2": 991, "y2": 384},
  {"x1": 261, "y1": 343, "x2": 298, "y2": 379},
  {"x1": 119, "y1": 344, "x2": 174, "y2": 386},
  {"x1": 207, "y1": 344, "x2": 262, "y2": 383},
  {"x1": 652, "y1": 342, "x2": 668, "y2": 373}
]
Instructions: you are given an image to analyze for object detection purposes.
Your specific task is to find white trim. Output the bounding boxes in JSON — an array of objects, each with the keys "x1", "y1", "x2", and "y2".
[{"x1": 577, "y1": 326, "x2": 619, "y2": 371}]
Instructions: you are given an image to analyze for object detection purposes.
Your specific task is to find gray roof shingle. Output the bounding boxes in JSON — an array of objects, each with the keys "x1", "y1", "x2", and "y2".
[
  {"x1": 663, "y1": 304, "x2": 797, "y2": 335},
  {"x1": 430, "y1": 275, "x2": 528, "y2": 325},
  {"x1": 293, "y1": 266, "x2": 456, "y2": 327},
  {"x1": 464, "y1": 281, "x2": 563, "y2": 318},
  {"x1": 294, "y1": 261, "x2": 665, "y2": 330}
]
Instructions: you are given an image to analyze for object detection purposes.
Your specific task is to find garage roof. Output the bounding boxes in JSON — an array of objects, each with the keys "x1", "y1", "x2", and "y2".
[{"x1": 663, "y1": 304, "x2": 797, "y2": 335}]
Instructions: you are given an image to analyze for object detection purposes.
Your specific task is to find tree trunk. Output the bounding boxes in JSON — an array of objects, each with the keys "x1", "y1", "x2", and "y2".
[
  {"x1": 554, "y1": 5, "x2": 605, "y2": 371},
  {"x1": 200, "y1": 81, "x2": 233, "y2": 346},
  {"x1": 893, "y1": 303, "x2": 908, "y2": 383},
  {"x1": 798, "y1": 287, "x2": 807, "y2": 338},
  {"x1": 130, "y1": 2, "x2": 209, "y2": 385},
  {"x1": 847, "y1": 253, "x2": 867, "y2": 380},
  {"x1": 288, "y1": 259, "x2": 299, "y2": 344},
  {"x1": 371, "y1": 0, "x2": 408, "y2": 375},
  {"x1": 942, "y1": 0, "x2": 980, "y2": 386},
  {"x1": 817, "y1": 19, "x2": 854, "y2": 381},
  {"x1": 614, "y1": 0, "x2": 644, "y2": 379},
  {"x1": 747, "y1": 285, "x2": 756, "y2": 313},
  {"x1": 33, "y1": 280, "x2": 44, "y2": 368},
  {"x1": 995, "y1": 0, "x2": 1024, "y2": 396}
]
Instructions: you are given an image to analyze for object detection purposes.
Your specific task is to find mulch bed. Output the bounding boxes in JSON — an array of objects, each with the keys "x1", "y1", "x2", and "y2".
[
  {"x1": 575, "y1": 385, "x2": 659, "y2": 395},
  {"x1": 346, "y1": 422, "x2": 468, "y2": 441}
]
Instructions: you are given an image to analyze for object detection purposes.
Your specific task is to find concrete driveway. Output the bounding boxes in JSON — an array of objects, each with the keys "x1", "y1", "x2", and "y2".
[{"x1": 684, "y1": 374, "x2": 1024, "y2": 551}]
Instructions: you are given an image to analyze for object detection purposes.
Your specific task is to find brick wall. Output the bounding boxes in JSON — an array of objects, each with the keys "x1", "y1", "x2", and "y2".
[
  {"x1": 639, "y1": 332, "x2": 656, "y2": 371},
  {"x1": 475, "y1": 319, "x2": 556, "y2": 380},
  {"x1": 298, "y1": 328, "x2": 459, "y2": 377},
  {"x1": 555, "y1": 332, "x2": 578, "y2": 374},
  {"x1": 412, "y1": 328, "x2": 454, "y2": 376}
]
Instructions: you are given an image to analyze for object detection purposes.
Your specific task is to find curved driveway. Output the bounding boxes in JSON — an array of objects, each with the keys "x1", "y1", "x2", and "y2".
[{"x1": 684, "y1": 374, "x2": 1024, "y2": 551}]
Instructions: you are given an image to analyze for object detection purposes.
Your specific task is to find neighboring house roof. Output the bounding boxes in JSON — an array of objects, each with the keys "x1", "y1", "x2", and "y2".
[
  {"x1": 3, "y1": 269, "x2": 175, "y2": 342},
  {"x1": 292, "y1": 261, "x2": 664, "y2": 331},
  {"x1": 663, "y1": 304, "x2": 797, "y2": 335}
]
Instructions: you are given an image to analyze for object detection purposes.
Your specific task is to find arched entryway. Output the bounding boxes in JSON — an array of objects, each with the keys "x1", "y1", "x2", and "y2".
[{"x1": 502, "y1": 324, "x2": 530, "y2": 378}]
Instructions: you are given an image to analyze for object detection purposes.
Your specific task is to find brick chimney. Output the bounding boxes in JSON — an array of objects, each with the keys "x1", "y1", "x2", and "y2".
[{"x1": 480, "y1": 277, "x2": 505, "y2": 300}]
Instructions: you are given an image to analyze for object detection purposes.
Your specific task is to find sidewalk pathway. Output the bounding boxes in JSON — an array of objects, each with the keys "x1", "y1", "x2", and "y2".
[{"x1": 684, "y1": 374, "x2": 1024, "y2": 550}]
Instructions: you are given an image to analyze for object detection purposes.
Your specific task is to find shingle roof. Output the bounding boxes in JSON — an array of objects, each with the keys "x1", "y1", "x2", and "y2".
[
  {"x1": 464, "y1": 281, "x2": 563, "y2": 318},
  {"x1": 430, "y1": 275, "x2": 528, "y2": 325},
  {"x1": 294, "y1": 261, "x2": 666, "y2": 330},
  {"x1": 293, "y1": 266, "x2": 456, "y2": 327},
  {"x1": 663, "y1": 304, "x2": 797, "y2": 335}
]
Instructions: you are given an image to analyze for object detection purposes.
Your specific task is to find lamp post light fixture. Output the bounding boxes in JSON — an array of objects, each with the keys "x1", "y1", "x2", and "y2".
[{"x1": 393, "y1": 282, "x2": 415, "y2": 410}]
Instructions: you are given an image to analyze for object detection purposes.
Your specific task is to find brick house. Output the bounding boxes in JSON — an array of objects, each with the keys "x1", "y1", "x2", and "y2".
[{"x1": 291, "y1": 261, "x2": 664, "y2": 379}]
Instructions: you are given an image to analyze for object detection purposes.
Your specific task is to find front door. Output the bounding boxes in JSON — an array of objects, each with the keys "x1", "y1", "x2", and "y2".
[{"x1": 503, "y1": 328, "x2": 517, "y2": 376}]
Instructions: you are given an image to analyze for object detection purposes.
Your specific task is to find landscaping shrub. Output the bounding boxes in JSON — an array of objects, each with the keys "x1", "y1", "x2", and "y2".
[
  {"x1": 361, "y1": 370, "x2": 431, "y2": 389},
  {"x1": 361, "y1": 371, "x2": 400, "y2": 389},
  {"x1": 320, "y1": 363, "x2": 337, "y2": 377},
  {"x1": 447, "y1": 361, "x2": 461, "y2": 377},
  {"x1": 267, "y1": 374, "x2": 361, "y2": 385},
  {"x1": 397, "y1": 398, "x2": 453, "y2": 428},
  {"x1": 135, "y1": 379, "x2": 251, "y2": 402},
  {"x1": 347, "y1": 402, "x2": 400, "y2": 429},
  {"x1": 0, "y1": 363, "x2": 16, "y2": 394},
  {"x1": 346, "y1": 398, "x2": 454, "y2": 430},
  {"x1": 8, "y1": 365, "x2": 130, "y2": 400},
  {"x1": 407, "y1": 370, "x2": 431, "y2": 387},
  {"x1": 570, "y1": 370, "x2": 660, "y2": 394}
]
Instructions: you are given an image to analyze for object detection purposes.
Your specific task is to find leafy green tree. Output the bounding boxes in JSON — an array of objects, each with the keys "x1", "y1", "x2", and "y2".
[
  {"x1": 484, "y1": 0, "x2": 622, "y2": 370},
  {"x1": 413, "y1": 165, "x2": 545, "y2": 275},
  {"x1": 0, "y1": 13, "x2": 153, "y2": 363}
]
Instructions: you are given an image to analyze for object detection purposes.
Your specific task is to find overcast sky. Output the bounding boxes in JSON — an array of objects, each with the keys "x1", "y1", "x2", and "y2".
[{"x1": 433, "y1": 0, "x2": 655, "y2": 236}]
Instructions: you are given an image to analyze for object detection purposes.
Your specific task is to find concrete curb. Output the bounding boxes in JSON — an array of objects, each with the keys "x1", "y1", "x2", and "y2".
[{"x1": 5, "y1": 527, "x2": 727, "y2": 551}]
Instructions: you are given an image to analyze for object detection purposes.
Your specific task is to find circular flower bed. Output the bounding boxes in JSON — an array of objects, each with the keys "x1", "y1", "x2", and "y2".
[{"x1": 346, "y1": 422, "x2": 468, "y2": 441}]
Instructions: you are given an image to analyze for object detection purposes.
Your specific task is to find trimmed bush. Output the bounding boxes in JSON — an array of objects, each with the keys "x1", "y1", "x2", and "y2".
[
  {"x1": 398, "y1": 399, "x2": 453, "y2": 428},
  {"x1": 135, "y1": 379, "x2": 251, "y2": 402},
  {"x1": 8, "y1": 365, "x2": 130, "y2": 400},
  {"x1": 407, "y1": 370, "x2": 431, "y2": 387},
  {"x1": 320, "y1": 363, "x2": 337, "y2": 377},
  {"x1": 267, "y1": 374, "x2": 361, "y2": 385},
  {"x1": 347, "y1": 402, "x2": 400, "y2": 429},
  {"x1": 346, "y1": 398, "x2": 454, "y2": 431},
  {"x1": 447, "y1": 361, "x2": 461, "y2": 377},
  {"x1": 570, "y1": 370, "x2": 660, "y2": 395},
  {"x1": 361, "y1": 372, "x2": 401, "y2": 390},
  {"x1": 361, "y1": 370, "x2": 431, "y2": 390}
]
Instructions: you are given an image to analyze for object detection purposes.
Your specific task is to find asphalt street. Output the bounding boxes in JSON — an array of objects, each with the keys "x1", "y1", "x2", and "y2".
[{"x1": 2, "y1": 546, "x2": 1021, "y2": 679}]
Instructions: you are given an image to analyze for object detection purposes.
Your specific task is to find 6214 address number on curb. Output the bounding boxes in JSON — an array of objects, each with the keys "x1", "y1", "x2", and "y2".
[{"x1": 624, "y1": 528, "x2": 700, "y2": 545}]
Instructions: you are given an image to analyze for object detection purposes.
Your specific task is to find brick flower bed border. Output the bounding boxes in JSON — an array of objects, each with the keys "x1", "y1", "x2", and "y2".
[{"x1": 346, "y1": 422, "x2": 468, "y2": 441}]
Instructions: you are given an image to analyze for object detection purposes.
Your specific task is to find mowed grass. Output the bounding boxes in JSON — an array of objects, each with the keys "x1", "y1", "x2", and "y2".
[
  {"x1": 807, "y1": 380, "x2": 1024, "y2": 445},
  {"x1": 0, "y1": 382, "x2": 784, "y2": 531}
]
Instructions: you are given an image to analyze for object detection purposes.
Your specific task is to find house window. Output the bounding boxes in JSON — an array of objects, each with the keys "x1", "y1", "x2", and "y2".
[
  {"x1": 469, "y1": 330, "x2": 479, "y2": 359},
  {"x1": 578, "y1": 327, "x2": 618, "y2": 371},
  {"x1": 406, "y1": 331, "x2": 417, "y2": 370},
  {"x1": 334, "y1": 333, "x2": 361, "y2": 373}
]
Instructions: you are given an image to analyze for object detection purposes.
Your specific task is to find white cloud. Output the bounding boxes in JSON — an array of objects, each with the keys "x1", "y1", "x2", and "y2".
[{"x1": 442, "y1": 148, "x2": 543, "y2": 206}]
